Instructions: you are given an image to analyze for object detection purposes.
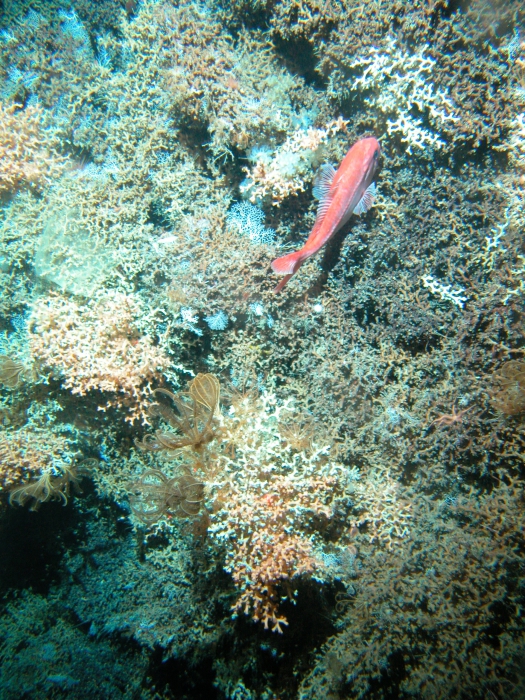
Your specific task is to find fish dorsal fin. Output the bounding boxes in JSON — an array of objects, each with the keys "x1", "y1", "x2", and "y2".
[
  {"x1": 353, "y1": 182, "x2": 377, "y2": 215},
  {"x1": 313, "y1": 164, "x2": 337, "y2": 226},
  {"x1": 313, "y1": 163, "x2": 336, "y2": 200}
]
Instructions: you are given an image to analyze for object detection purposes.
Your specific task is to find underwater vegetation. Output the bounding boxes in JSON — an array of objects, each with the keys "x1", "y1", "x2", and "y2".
[{"x1": 0, "y1": 0, "x2": 525, "y2": 699}]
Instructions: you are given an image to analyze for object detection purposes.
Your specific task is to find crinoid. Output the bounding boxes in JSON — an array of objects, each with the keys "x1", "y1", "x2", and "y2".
[
  {"x1": 0, "y1": 354, "x2": 26, "y2": 388},
  {"x1": 221, "y1": 373, "x2": 260, "y2": 411},
  {"x1": 280, "y1": 413, "x2": 316, "y2": 452},
  {"x1": 491, "y1": 360, "x2": 525, "y2": 415},
  {"x1": 8, "y1": 459, "x2": 95, "y2": 511},
  {"x1": 135, "y1": 373, "x2": 221, "y2": 456},
  {"x1": 129, "y1": 469, "x2": 205, "y2": 524}
]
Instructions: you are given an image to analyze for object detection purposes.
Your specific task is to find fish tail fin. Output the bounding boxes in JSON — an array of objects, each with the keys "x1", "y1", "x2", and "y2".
[
  {"x1": 271, "y1": 250, "x2": 306, "y2": 293},
  {"x1": 271, "y1": 250, "x2": 304, "y2": 276}
]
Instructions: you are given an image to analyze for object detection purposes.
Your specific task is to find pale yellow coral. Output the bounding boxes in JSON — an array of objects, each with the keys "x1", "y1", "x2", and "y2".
[
  {"x1": 28, "y1": 292, "x2": 170, "y2": 424},
  {"x1": 208, "y1": 391, "x2": 345, "y2": 630},
  {"x1": 0, "y1": 428, "x2": 69, "y2": 491},
  {"x1": 0, "y1": 101, "x2": 67, "y2": 193},
  {"x1": 351, "y1": 472, "x2": 412, "y2": 550},
  {"x1": 241, "y1": 118, "x2": 348, "y2": 205}
]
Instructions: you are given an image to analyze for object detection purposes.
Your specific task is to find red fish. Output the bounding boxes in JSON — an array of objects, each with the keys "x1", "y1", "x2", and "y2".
[{"x1": 271, "y1": 136, "x2": 381, "y2": 293}]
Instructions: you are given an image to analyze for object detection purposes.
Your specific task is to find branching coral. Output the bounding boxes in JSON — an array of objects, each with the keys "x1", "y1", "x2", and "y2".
[
  {"x1": 0, "y1": 102, "x2": 67, "y2": 193},
  {"x1": 0, "y1": 7, "x2": 104, "y2": 151},
  {"x1": 314, "y1": 0, "x2": 524, "y2": 151},
  {"x1": 28, "y1": 292, "x2": 170, "y2": 424},
  {"x1": 208, "y1": 390, "x2": 347, "y2": 631},
  {"x1": 241, "y1": 118, "x2": 348, "y2": 205},
  {"x1": 350, "y1": 471, "x2": 412, "y2": 550},
  {"x1": 132, "y1": 376, "x2": 347, "y2": 632},
  {"x1": 299, "y1": 472, "x2": 525, "y2": 700},
  {"x1": 0, "y1": 427, "x2": 73, "y2": 493},
  {"x1": 218, "y1": 473, "x2": 332, "y2": 633},
  {"x1": 158, "y1": 2, "x2": 311, "y2": 160},
  {"x1": 335, "y1": 37, "x2": 460, "y2": 154}
]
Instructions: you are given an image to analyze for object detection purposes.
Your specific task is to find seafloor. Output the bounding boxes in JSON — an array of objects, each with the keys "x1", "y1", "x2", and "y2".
[{"x1": 0, "y1": 1, "x2": 524, "y2": 698}]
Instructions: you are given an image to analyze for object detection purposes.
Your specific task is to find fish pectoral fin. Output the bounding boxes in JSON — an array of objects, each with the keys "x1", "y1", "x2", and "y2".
[
  {"x1": 353, "y1": 182, "x2": 377, "y2": 215},
  {"x1": 313, "y1": 163, "x2": 336, "y2": 200},
  {"x1": 313, "y1": 164, "x2": 338, "y2": 226}
]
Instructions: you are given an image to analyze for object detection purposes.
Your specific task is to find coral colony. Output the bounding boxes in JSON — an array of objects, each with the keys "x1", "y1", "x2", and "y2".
[{"x1": 0, "y1": 1, "x2": 524, "y2": 699}]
